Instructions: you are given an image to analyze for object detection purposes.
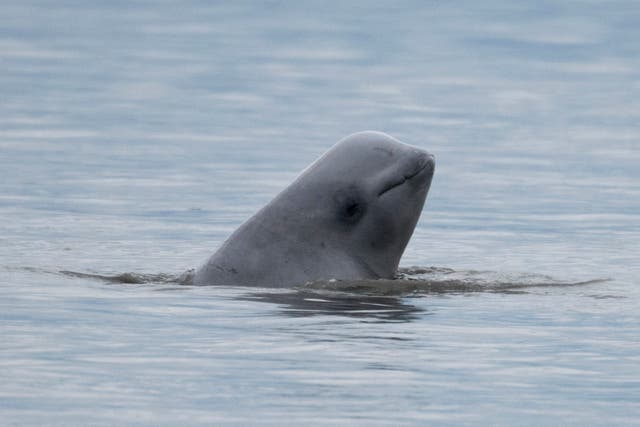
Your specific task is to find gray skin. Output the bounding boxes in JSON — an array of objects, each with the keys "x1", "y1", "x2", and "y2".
[{"x1": 193, "y1": 131, "x2": 435, "y2": 287}]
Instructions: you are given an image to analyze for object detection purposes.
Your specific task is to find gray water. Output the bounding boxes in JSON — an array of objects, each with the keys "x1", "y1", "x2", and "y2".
[{"x1": 1, "y1": 1, "x2": 640, "y2": 425}]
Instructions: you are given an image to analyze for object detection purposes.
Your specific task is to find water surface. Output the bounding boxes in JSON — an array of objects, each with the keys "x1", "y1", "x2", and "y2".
[{"x1": 1, "y1": 1, "x2": 639, "y2": 425}]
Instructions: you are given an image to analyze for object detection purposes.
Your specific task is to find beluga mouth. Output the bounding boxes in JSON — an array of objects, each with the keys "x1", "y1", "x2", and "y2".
[{"x1": 378, "y1": 154, "x2": 435, "y2": 197}]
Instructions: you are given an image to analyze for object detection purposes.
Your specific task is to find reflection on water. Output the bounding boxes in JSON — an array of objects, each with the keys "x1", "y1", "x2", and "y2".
[{"x1": 239, "y1": 290, "x2": 424, "y2": 322}]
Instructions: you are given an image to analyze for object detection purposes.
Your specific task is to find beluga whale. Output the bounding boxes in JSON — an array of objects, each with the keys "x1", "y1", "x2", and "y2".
[{"x1": 193, "y1": 131, "x2": 435, "y2": 287}]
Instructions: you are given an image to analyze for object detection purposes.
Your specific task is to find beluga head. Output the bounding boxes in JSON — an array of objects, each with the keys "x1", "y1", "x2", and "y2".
[{"x1": 194, "y1": 131, "x2": 435, "y2": 287}]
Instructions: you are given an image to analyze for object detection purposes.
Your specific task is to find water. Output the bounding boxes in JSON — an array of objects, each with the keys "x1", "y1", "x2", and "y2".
[{"x1": 1, "y1": 1, "x2": 639, "y2": 425}]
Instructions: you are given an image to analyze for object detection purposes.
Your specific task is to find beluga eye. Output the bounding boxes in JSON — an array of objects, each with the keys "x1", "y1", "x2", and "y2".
[
  {"x1": 345, "y1": 201, "x2": 360, "y2": 217},
  {"x1": 334, "y1": 186, "x2": 366, "y2": 225}
]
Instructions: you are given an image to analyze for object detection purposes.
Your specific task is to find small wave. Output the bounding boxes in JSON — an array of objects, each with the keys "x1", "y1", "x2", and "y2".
[
  {"x1": 59, "y1": 269, "x2": 193, "y2": 285},
  {"x1": 302, "y1": 266, "x2": 609, "y2": 296},
  {"x1": 16, "y1": 266, "x2": 607, "y2": 295}
]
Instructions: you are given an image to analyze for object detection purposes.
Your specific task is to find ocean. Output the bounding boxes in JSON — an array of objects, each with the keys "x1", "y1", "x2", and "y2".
[{"x1": 1, "y1": 1, "x2": 639, "y2": 425}]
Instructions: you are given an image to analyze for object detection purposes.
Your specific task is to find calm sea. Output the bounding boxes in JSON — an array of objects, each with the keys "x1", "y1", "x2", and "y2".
[{"x1": 1, "y1": 1, "x2": 639, "y2": 425}]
